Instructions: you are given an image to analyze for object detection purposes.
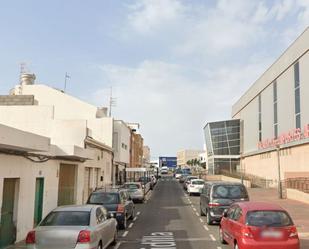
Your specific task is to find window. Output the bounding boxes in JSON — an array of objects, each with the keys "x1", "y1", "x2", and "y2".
[
  {"x1": 294, "y1": 62, "x2": 301, "y2": 129},
  {"x1": 96, "y1": 207, "x2": 104, "y2": 224},
  {"x1": 258, "y1": 94, "x2": 262, "y2": 141},
  {"x1": 232, "y1": 207, "x2": 242, "y2": 221},
  {"x1": 40, "y1": 211, "x2": 90, "y2": 226},
  {"x1": 87, "y1": 193, "x2": 120, "y2": 204},
  {"x1": 273, "y1": 81, "x2": 278, "y2": 138},
  {"x1": 246, "y1": 211, "x2": 293, "y2": 227}
]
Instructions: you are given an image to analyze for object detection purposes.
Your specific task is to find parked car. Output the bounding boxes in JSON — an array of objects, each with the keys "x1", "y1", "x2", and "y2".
[
  {"x1": 87, "y1": 188, "x2": 135, "y2": 229},
  {"x1": 219, "y1": 202, "x2": 300, "y2": 249},
  {"x1": 187, "y1": 179, "x2": 205, "y2": 195},
  {"x1": 26, "y1": 205, "x2": 117, "y2": 249},
  {"x1": 160, "y1": 166, "x2": 169, "y2": 175},
  {"x1": 123, "y1": 182, "x2": 145, "y2": 203},
  {"x1": 150, "y1": 175, "x2": 157, "y2": 185},
  {"x1": 175, "y1": 168, "x2": 183, "y2": 179},
  {"x1": 139, "y1": 176, "x2": 153, "y2": 191},
  {"x1": 200, "y1": 182, "x2": 249, "y2": 225},
  {"x1": 179, "y1": 174, "x2": 189, "y2": 183},
  {"x1": 183, "y1": 176, "x2": 198, "y2": 190}
]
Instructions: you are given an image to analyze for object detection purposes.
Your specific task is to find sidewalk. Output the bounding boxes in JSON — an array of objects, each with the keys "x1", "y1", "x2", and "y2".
[{"x1": 248, "y1": 188, "x2": 309, "y2": 248}]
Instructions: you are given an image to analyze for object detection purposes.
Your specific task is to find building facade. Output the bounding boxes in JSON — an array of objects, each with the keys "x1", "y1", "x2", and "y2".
[
  {"x1": 143, "y1": 145, "x2": 151, "y2": 166},
  {"x1": 113, "y1": 120, "x2": 131, "y2": 184},
  {"x1": 203, "y1": 120, "x2": 240, "y2": 174},
  {"x1": 176, "y1": 149, "x2": 204, "y2": 167},
  {"x1": 232, "y1": 28, "x2": 309, "y2": 185}
]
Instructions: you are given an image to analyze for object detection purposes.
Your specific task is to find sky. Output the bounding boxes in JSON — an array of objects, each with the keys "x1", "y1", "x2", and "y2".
[{"x1": 0, "y1": 0, "x2": 308, "y2": 158}]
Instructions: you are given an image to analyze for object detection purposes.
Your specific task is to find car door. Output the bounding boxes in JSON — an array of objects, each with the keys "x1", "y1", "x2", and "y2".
[
  {"x1": 223, "y1": 205, "x2": 237, "y2": 244},
  {"x1": 229, "y1": 206, "x2": 243, "y2": 242},
  {"x1": 95, "y1": 207, "x2": 109, "y2": 247},
  {"x1": 100, "y1": 207, "x2": 114, "y2": 245}
]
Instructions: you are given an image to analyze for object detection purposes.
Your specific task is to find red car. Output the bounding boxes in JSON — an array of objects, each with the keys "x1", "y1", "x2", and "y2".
[{"x1": 219, "y1": 202, "x2": 300, "y2": 249}]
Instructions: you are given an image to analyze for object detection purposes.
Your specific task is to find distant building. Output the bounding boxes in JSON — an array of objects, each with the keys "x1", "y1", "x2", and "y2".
[
  {"x1": 177, "y1": 149, "x2": 204, "y2": 167},
  {"x1": 143, "y1": 145, "x2": 151, "y2": 165},
  {"x1": 203, "y1": 120, "x2": 240, "y2": 174},
  {"x1": 159, "y1": 156, "x2": 177, "y2": 168}
]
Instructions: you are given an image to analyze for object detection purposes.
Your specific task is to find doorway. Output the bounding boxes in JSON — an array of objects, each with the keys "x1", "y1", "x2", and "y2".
[
  {"x1": 58, "y1": 164, "x2": 76, "y2": 206},
  {"x1": 33, "y1": 178, "x2": 44, "y2": 226},
  {"x1": 0, "y1": 178, "x2": 19, "y2": 248}
]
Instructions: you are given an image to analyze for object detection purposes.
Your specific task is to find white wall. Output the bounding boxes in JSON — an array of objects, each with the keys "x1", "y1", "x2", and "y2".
[
  {"x1": 20, "y1": 85, "x2": 98, "y2": 120},
  {"x1": 113, "y1": 121, "x2": 130, "y2": 164},
  {"x1": 87, "y1": 117, "x2": 113, "y2": 147}
]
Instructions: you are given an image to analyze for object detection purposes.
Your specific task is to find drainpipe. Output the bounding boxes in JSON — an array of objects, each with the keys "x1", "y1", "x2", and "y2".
[{"x1": 276, "y1": 145, "x2": 283, "y2": 199}]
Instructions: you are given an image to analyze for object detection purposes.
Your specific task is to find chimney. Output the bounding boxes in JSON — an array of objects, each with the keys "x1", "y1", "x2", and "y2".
[
  {"x1": 96, "y1": 107, "x2": 108, "y2": 118},
  {"x1": 20, "y1": 73, "x2": 36, "y2": 86}
]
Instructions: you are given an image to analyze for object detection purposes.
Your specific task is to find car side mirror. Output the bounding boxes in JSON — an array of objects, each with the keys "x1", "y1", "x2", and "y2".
[{"x1": 222, "y1": 210, "x2": 228, "y2": 218}]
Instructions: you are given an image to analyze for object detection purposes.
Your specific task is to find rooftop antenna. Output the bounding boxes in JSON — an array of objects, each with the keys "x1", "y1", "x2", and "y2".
[
  {"x1": 109, "y1": 87, "x2": 117, "y2": 117},
  {"x1": 64, "y1": 72, "x2": 71, "y2": 92}
]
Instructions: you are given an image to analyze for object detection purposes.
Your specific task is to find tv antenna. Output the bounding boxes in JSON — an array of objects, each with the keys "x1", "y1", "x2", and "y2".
[
  {"x1": 64, "y1": 72, "x2": 71, "y2": 92},
  {"x1": 109, "y1": 87, "x2": 117, "y2": 117}
]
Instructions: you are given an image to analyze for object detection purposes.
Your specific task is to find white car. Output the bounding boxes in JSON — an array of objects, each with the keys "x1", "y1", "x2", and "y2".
[{"x1": 187, "y1": 179, "x2": 205, "y2": 195}]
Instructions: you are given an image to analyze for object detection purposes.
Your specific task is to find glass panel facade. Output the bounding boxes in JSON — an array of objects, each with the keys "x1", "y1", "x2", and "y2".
[
  {"x1": 273, "y1": 81, "x2": 278, "y2": 138},
  {"x1": 258, "y1": 94, "x2": 262, "y2": 141},
  {"x1": 204, "y1": 120, "x2": 240, "y2": 174},
  {"x1": 294, "y1": 62, "x2": 301, "y2": 129}
]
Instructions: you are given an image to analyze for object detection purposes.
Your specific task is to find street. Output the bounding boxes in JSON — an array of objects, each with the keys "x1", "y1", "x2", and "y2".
[{"x1": 115, "y1": 176, "x2": 227, "y2": 249}]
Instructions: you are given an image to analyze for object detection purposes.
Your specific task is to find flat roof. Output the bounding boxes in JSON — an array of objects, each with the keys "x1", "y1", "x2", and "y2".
[{"x1": 232, "y1": 27, "x2": 309, "y2": 117}]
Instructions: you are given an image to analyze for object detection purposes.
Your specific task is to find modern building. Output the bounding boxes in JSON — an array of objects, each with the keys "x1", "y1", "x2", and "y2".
[
  {"x1": 159, "y1": 156, "x2": 177, "y2": 168},
  {"x1": 232, "y1": 27, "x2": 309, "y2": 186},
  {"x1": 0, "y1": 75, "x2": 114, "y2": 247},
  {"x1": 113, "y1": 120, "x2": 131, "y2": 184},
  {"x1": 176, "y1": 149, "x2": 204, "y2": 167},
  {"x1": 203, "y1": 120, "x2": 241, "y2": 174}
]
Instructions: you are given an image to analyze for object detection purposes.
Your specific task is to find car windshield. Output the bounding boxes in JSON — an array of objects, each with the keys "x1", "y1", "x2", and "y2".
[
  {"x1": 40, "y1": 211, "x2": 90, "y2": 226},
  {"x1": 88, "y1": 192, "x2": 119, "y2": 204},
  {"x1": 246, "y1": 211, "x2": 293, "y2": 227},
  {"x1": 192, "y1": 180, "x2": 204, "y2": 185},
  {"x1": 212, "y1": 185, "x2": 248, "y2": 199},
  {"x1": 124, "y1": 183, "x2": 140, "y2": 189}
]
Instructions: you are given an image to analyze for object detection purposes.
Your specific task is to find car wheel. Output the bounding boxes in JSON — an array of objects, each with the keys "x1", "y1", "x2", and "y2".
[
  {"x1": 111, "y1": 230, "x2": 117, "y2": 245},
  {"x1": 219, "y1": 227, "x2": 227, "y2": 244},
  {"x1": 189, "y1": 191, "x2": 192, "y2": 196},
  {"x1": 97, "y1": 242, "x2": 102, "y2": 249},
  {"x1": 200, "y1": 205, "x2": 205, "y2": 216},
  {"x1": 206, "y1": 210, "x2": 213, "y2": 225},
  {"x1": 119, "y1": 215, "x2": 127, "y2": 230},
  {"x1": 129, "y1": 208, "x2": 135, "y2": 220},
  {"x1": 234, "y1": 242, "x2": 239, "y2": 249}
]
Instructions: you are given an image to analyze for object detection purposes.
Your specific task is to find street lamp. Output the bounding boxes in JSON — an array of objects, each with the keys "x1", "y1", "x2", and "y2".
[{"x1": 276, "y1": 145, "x2": 283, "y2": 199}]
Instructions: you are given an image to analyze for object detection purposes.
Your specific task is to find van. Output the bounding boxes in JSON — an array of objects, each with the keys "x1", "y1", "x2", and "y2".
[{"x1": 200, "y1": 182, "x2": 249, "y2": 225}]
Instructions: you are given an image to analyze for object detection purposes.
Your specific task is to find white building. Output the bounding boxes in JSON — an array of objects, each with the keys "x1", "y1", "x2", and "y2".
[
  {"x1": 232, "y1": 28, "x2": 309, "y2": 185},
  {"x1": 113, "y1": 120, "x2": 131, "y2": 184},
  {"x1": 0, "y1": 75, "x2": 114, "y2": 246}
]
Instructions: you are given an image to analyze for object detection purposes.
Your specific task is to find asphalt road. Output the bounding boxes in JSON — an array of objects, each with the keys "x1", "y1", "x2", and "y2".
[{"x1": 114, "y1": 176, "x2": 228, "y2": 249}]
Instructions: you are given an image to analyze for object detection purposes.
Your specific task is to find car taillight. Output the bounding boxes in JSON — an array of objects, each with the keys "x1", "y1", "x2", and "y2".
[
  {"x1": 26, "y1": 230, "x2": 36, "y2": 244},
  {"x1": 117, "y1": 204, "x2": 125, "y2": 213},
  {"x1": 289, "y1": 226, "x2": 298, "y2": 238},
  {"x1": 77, "y1": 230, "x2": 91, "y2": 243},
  {"x1": 208, "y1": 202, "x2": 221, "y2": 207},
  {"x1": 241, "y1": 226, "x2": 253, "y2": 238}
]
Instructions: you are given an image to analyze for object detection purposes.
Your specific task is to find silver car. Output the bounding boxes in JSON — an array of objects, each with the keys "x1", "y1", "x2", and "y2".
[
  {"x1": 123, "y1": 182, "x2": 145, "y2": 202},
  {"x1": 26, "y1": 205, "x2": 117, "y2": 249}
]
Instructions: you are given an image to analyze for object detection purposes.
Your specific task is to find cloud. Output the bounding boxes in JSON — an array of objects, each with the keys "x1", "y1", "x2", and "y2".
[{"x1": 93, "y1": 59, "x2": 271, "y2": 157}]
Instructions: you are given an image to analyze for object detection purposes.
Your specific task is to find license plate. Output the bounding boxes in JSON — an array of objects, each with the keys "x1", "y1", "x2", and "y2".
[{"x1": 261, "y1": 230, "x2": 283, "y2": 238}]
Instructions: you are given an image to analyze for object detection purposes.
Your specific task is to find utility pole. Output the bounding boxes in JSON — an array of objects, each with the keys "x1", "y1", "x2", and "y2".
[
  {"x1": 276, "y1": 145, "x2": 283, "y2": 199},
  {"x1": 64, "y1": 72, "x2": 70, "y2": 92},
  {"x1": 109, "y1": 87, "x2": 117, "y2": 117}
]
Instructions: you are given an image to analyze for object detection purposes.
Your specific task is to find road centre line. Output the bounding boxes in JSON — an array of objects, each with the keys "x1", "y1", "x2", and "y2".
[
  {"x1": 133, "y1": 217, "x2": 137, "y2": 221},
  {"x1": 203, "y1": 225, "x2": 209, "y2": 231},
  {"x1": 193, "y1": 207, "x2": 197, "y2": 212},
  {"x1": 217, "y1": 247, "x2": 222, "y2": 249},
  {"x1": 199, "y1": 218, "x2": 203, "y2": 223},
  {"x1": 210, "y1": 234, "x2": 216, "y2": 241},
  {"x1": 195, "y1": 212, "x2": 199, "y2": 216},
  {"x1": 137, "y1": 211, "x2": 141, "y2": 216},
  {"x1": 128, "y1": 223, "x2": 134, "y2": 228},
  {"x1": 122, "y1": 231, "x2": 129, "y2": 237}
]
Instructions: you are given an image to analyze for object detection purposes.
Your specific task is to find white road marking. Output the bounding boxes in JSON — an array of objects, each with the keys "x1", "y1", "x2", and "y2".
[
  {"x1": 193, "y1": 208, "x2": 197, "y2": 212},
  {"x1": 137, "y1": 211, "x2": 141, "y2": 216},
  {"x1": 217, "y1": 247, "x2": 222, "y2": 249},
  {"x1": 210, "y1": 234, "x2": 216, "y2": 241},
  {"x1": 195, "y1": 212, "x2": 199, "y2": 216},
  {"x1": 203, "y1": 225, "x2": 209, "y2": 231},
  {"x1": 128, "y1": 223, "x2": 134, "y2": 228},
  {"x1": 133, "y1": 217, "x2": 137, "y2": 221},
  {"x1": 122, "y1": 231, "x2": 129, "y2": 237},
  {"x1": 199, "y1": 218, "x2": 203, "y2": 223},
  {"x1": 114, "y1": 242, "x2": 121, "y2": 249}
]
